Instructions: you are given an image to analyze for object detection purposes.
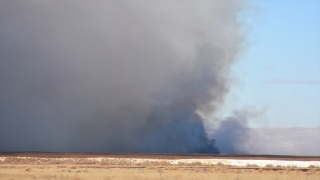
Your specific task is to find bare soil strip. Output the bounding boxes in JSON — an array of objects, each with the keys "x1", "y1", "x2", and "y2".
[{"x1": 1, "y1": 152, "x2": 319, "y2": 161}]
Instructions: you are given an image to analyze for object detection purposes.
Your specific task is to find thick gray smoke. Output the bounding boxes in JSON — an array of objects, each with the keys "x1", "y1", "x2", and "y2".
[
  {"x1": 0, "y1": 1, "x2": 245, "y2": 153},
  {"x1": 211, "y1": 112, "x2": 249, "y2": 154}
]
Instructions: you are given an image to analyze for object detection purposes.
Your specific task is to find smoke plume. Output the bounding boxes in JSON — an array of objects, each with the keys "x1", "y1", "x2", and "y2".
[
  {"x1": 211, "y1": 112, "x2": 250, "y2": 154},
  {"x1": 0, "y1": 1, "x2": 245, "y2": 153}
]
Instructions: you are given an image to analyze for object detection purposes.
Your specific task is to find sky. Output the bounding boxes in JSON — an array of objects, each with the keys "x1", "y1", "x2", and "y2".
[{"x1": 219, "y1": 0, "x2": 320, "y2": 128}]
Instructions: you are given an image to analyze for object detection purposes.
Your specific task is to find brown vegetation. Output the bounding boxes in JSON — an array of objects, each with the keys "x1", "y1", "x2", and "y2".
[{"x1": 1, "y1": 165, "x2": 320, "y2": 180}]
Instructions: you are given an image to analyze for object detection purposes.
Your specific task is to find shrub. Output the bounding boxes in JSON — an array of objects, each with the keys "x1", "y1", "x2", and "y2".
[
  {"x1": 25, "y1": 167, "x2": 32, "y2": 172},
  {"x1": 246, "y1": 164, "x2": 258, "y2": 167},
  {"x1": 265, "y1": 164, "x2": 274, "y2": 168},
  {"x1": 216, "y1": 162, "x2": 225, "y2": 166}
]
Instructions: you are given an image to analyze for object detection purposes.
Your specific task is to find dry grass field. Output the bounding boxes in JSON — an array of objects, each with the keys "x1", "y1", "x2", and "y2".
[
  {"x1": 0, "y1": 153, "x2": 319, "y2": 180},
  {"x1": 1, "y1": 165, "x2": 320, "y2": 180}
]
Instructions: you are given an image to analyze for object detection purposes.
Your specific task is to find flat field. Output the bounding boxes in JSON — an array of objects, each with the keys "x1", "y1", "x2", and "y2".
[{"x1": 0, "y1": 153, "x2": 319, "y2": 180}]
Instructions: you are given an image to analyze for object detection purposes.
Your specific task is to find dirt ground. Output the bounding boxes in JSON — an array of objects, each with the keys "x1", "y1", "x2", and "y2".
[{"x1": 1, "y1": 153, "x2": 320, "y2": 161}]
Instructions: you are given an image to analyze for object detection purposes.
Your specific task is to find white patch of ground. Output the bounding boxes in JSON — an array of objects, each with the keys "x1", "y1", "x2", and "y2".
[
  {"x1": 110, "y1": 158, "x2": 320, "y2": 167},
  {"x1": 1, "y1": 157, "x2": 319, "y2": 168}
]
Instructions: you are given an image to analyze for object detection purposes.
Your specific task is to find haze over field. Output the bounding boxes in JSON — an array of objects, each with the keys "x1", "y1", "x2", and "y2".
[
  {"x1": 208, "y1": 128, "x2": 320, "y2": 156},
  {"x1": 244, "y1": 128, "x2": 320, "y2": 156}
]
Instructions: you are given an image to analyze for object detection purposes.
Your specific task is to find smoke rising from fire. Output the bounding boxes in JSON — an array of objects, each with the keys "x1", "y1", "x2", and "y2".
[{"x1": 0, "y1": 1, "x2": 245, "y2": 153}]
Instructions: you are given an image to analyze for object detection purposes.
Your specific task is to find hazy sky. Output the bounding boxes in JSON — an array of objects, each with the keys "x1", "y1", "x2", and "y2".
[{"x1": 219, "y1": 0, "x2": 320, "y2": 128}]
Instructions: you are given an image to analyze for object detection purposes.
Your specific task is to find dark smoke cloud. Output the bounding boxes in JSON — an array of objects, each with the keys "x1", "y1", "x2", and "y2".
[
  {"x1": 0, "y1": 1, "x2": 245, "y2": 153},
  {"x1": 211, "y1": 112, "x2": 249, "y2": 154}
]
